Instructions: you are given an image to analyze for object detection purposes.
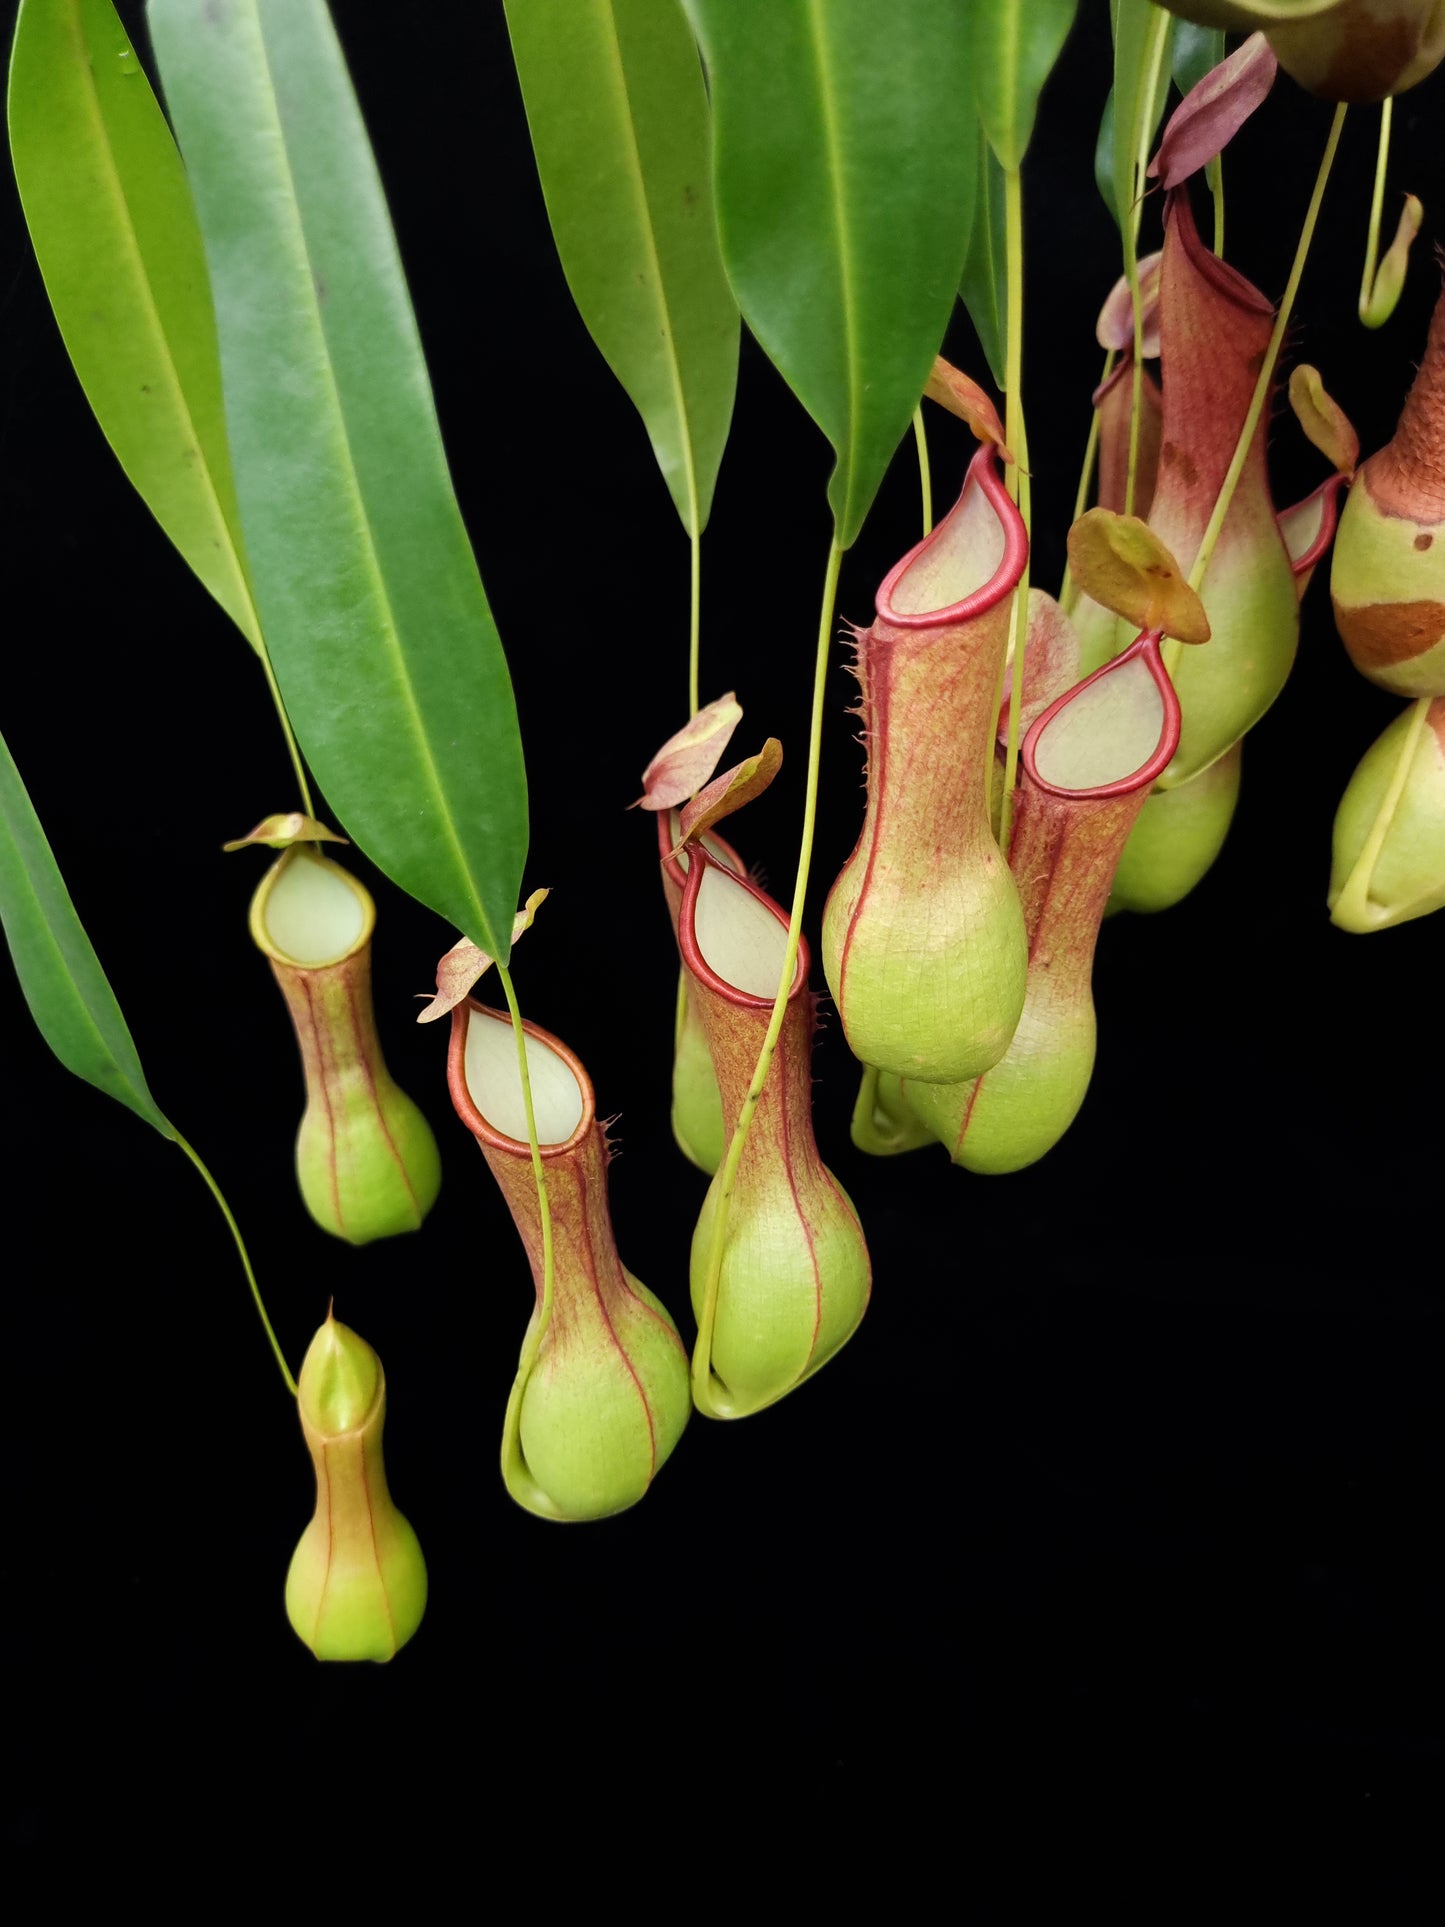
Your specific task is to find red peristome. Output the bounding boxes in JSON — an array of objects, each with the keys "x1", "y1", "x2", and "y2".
[
  {"x1": 995, "y1": 592, "x2": 1082, "y2": 746},
  {"x1": 678, "y1": 848, "x2": 808, "y2": 1011},
  {"x1": 657, "y1": 809, "x2": 744, "y2": 931},
  {"x1": 876, "y1": 442, "x2": 1028, "y2": 628},
  {"x1": 1023, "y1": 630, "x2": 1182, "y2": 802},
  {"x1": 448, "y1": 999, "x2": 590, "y2": 1162},
  {"x1": 1278, "y1": 472, "x2": 1346, "y2": 588},
  {"x1": 447, "y1": 1001, "x2": 684, "y2": 1364}
]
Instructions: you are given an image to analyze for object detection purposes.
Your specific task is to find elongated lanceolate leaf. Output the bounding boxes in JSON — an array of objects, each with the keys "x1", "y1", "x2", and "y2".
[
  {"x1": 147, "y1": 0, "x2": 528, "y2": 961},
  {"x1": 503, "y1": 0, "x2": 738, "y2": 537},
  {"x1": 0, "y1": 730, "x2": 172, "y2": 1136},
  {"x1": 682, "y1": 0, "x2": 975, "y2": 550},
  {"x1": 974, "y1": 0, "x2": 1081, "y2": 174},
  {"x1": 1095, "y1": 88, "x2": 1120, "y2": 230},
  {"x1": 960, "y1": 124, "x2": 1008, "y2": 390},
  {"x1": 1172, "y1": 19, "x2": 1226, "y2": 95},
  {"x1": 8, "y1": 0, "x2": 259, "y2": 650},
  {"x1": 1107, "y1": 0, "x2": 1175, "y2": 237}
]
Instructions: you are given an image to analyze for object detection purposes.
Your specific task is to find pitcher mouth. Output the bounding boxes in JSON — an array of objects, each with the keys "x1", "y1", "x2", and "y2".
[
  {"x1": 1167, "y1": 183, "x2": 1274, "y2": 319},
  {"x1": 874, "y1": 442, "x2": 1028, "y2": 630},
  {"x1": 1279, "y1": 472, "x2": 1345, "y2": 580},
  {"x1": 249, "y1": 846, "x2": 375, "y2": 970},
  {"x1": 679, "y1": 846, "x2": 808, "y2": 1009},
  {"x1": 447, "y1": 998, "x2": 595, "y2": 1157},
  {"x1": 1022, "y1": 630, "x2": 1182, "y2": 800},
  {"x1": 656, "y1": 809, "x2": 746, "y2": 893}
]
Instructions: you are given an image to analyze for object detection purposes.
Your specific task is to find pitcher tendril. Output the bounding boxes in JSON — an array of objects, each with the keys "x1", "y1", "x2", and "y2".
[
  {"x1": 692, "y1": 539, "x2": 843, "y2": 1409},
  {"x1": 912, "y1": 404, "x2": 934, "y2": 537},
  {"x1": 999, "y1": 162, "x2": 1032, "y2": 853},
  {"x1": 1359, "y1": 95, "x2": 1393, "y2": 321},
  {"x1": 494, "y1": 959, "x2": 556, "y2": 1484},
  {"x1": 175, "y1": 1133, "x2": 296, "y2": 1397}
]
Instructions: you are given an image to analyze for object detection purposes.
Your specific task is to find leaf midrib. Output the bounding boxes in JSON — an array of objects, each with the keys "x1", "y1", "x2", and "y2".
[
  {"x1": 0, "y1": 764, "x2": 167, "y2": 1132},
  {"x1": 599, "y1": 1, "x2": 702, "y2": 538},
  {"x1": 804, "y1": 0, "x2": 859, "y2": 539},
  {"x1": 994, "y1": 0, "x2": 1023, "y2": 164},
  {"x1": 246, "y1": 4, "x2": 498, "y2": 953},
  {"x1": 55, "y1": 0, "x2": 263, "y2": 652}
]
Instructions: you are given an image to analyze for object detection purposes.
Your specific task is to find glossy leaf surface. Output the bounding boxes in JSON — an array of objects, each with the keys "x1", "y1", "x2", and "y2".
[
  {"x1": 960, "y1": 124, "x2": 1008, "y2": 389},
  {"x1": 8, "y1": 0, "x2": 259, "y2": 649},
  {"x1": 149, "y1": 0, "x2": 527, "y2": 958},
  {"x1": 974, "y1": 0, "x2": 1080, "y2": 173},
  {"x1": 503, "y1": 0, "x2": 738, "y2": 535},
  {"x1": 0, "y1": 728, "x2": 172, "y2": 1137},
  {"x1": 1172, "y1": 17, "x2": 1227, "y2": 93},
  {"x1": 1107, "y1": 0, "x2": 1175, "y2": 236},
  {"x1": 683, "y1": 0, "x2": 976, "y2": 548}
]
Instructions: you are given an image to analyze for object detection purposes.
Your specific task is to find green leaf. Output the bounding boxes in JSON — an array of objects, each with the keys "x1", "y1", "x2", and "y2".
[
  {"x1": 148, "y1": 0, "x2": 527, "y2": 960},
  {"x1": 1095, "y1": 87, "x2": 1119, "y2": 231},
  {"x1": 1108, "y1": 0, "x2": 1175, "y2": 240},
  {"x1": 0, "y1": 728, "x2": 173, "y2": 1138},
  {"x1": 959, "y1": 123, "x2": 1007, "y2": 389},
  {"x1": 502, "y1": 0, "x2": 738, "y2": 538},
  {"x1": 973, "y1": 0, "x2": 1080, "y2": 174},
  {"x1": 1172, "y1": 19, "x2": 1226, "y2": 96},
  {"x1": 7, "y1": 0, "x2": 260, "y2": 650},
  {"x1": 681, "y1": 0, "x2": 976, "y2": 551}
]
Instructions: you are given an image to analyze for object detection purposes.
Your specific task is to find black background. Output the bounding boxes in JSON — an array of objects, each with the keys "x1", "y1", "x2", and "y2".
[{"x1": 4, "y1": 0, "x2": 1444, "y2": 1854}]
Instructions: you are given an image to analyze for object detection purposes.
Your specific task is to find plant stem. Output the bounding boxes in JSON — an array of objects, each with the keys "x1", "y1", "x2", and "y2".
[
  {"x1": 1333, "y1": 696, "x2": 1430, "y2": 928},
  {"x1": 688, "y1": 526, "x2": 702, "y2": 718},
  {"x1": 174, "y1": 1132, "x2": 295, "y2": 1396},
  {"x1": 1209, "y1": 153, "x2": 1226, "y2": 256},
  {"x1": 1123, "y1": 9, "x2": 1170, "y2": 520},
  {"x1": 1164, "y1": 102, "x2": 1347, "y2": 681},
  {"x1": 676, "y1": 523, "x2": 703, "y2": 1165},
  {"x1": 1125, "y1": 288, "x2": 1145, "y2": 518},
  {"x1": 692, "y1": 538, "x2": 843, "y2": 1414},
  {"x1": 239, "y1": 566, "x2": 315, "y2": 816},
  {"x1": 851, "y1": 1063, "x2": 882, "y2": 1141},
  {"x1": 494, "y1": 957, "x2": 557, "y2": 1485},
  {"x1": 1358, "y1": 96, "x2": 1392, "y2": 323},
  {"x1": 998, "y1": 162, "x2": 1032, "y2": 855},
  {"x1": 1000, "y1": 443, "x2": 1032, "y2": 856},
  {"x1": 912, "y1": 404, "x2": 934, "y2": 537},
  {"x1": 1059, "y1": 348, "x2": 1115, "y2": 612},
  {"x1": 258, "y1": 640, "x2": 316, "y2": 818}
]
